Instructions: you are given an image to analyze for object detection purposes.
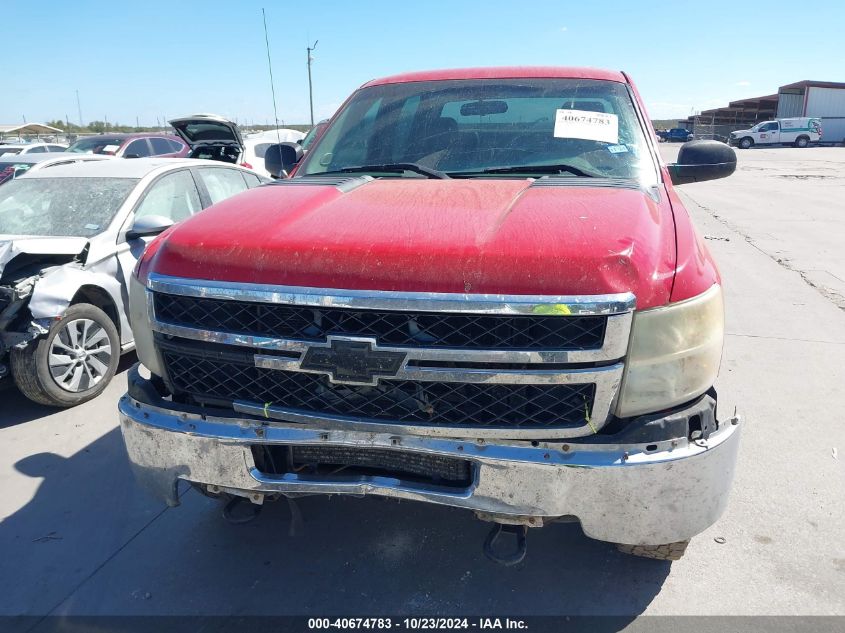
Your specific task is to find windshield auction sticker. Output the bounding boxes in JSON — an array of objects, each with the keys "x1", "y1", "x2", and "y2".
[{"x1": 553, "y1": 109, "x2": 619, "y2": 144}]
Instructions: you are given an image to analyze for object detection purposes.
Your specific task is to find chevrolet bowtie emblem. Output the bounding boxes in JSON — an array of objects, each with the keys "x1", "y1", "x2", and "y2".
[{"x1": 299, "y1": 338, "x2": 406, "y2": 385}]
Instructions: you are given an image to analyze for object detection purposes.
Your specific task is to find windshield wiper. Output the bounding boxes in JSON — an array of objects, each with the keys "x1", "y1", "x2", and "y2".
[
  {"x1": 448, "y1": 164, "x2": 599, "y2": 178},
  {"x1": 318, "y1": 163, "x2": 450, "y2": 179}
]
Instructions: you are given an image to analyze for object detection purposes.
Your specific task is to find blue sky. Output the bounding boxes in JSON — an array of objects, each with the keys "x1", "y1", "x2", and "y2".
[{"x1": 4, "y1": 0, "x2": 843, "y2": 126}]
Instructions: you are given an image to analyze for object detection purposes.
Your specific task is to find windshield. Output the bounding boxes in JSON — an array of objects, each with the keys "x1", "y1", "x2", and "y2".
[
  {"x1": 0, "y1": 147, "x2": 22, "y2": 156},
  {"x1": 300, "y1": 78, "x2": 657, "y2": 182},
  {"x1": 0, "y1": 177, "x2": 137, "y2": 236},
  {"x1": 66, "y1": 137, "x2": 126, "y2": 154}
]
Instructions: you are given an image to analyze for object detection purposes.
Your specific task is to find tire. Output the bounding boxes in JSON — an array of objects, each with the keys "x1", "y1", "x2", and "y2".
[
  {"x1": 11, "y1": 303, "x2": 120, "y2": 407},
  {"x1": 739, "y1": 137, "x2": 753, "y2": 149},
  {"x1": 794, "y1": 136, "x2": 809, "y2": 148},
  {"x1": 616, "y1": 540, "x2": 690, "y2": 561}
]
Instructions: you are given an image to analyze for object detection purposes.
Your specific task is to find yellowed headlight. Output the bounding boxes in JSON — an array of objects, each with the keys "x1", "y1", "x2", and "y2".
[{"x1": 616, "y1": 284, "x2": 724, "y2": 418}]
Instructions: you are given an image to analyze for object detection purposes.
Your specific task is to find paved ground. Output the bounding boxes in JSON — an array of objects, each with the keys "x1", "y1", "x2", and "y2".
[{"x1": 1, "y1": 145, "x2": 843, "y2": 622}]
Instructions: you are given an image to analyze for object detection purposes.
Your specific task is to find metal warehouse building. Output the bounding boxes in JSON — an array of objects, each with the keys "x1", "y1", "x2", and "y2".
[
  {"x1": 682, "y1": 80, "x2": 845, "y2": 144},
  {"x1": 776, "y1": 80, "x2": 845, "y2": 143}
]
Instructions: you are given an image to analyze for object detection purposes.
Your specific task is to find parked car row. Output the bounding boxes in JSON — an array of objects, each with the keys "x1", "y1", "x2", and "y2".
[{"x1": 0, "y1": 116, "x2": 307, "y2": 185}]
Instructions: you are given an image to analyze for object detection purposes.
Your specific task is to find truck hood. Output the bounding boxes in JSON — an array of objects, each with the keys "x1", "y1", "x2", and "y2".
[
  {"x1": 0, "y1": 236, "x2": 88, "y2": 281},
  {"x1": 150, "y1": 178, "x2": 677, "y2": 309}
]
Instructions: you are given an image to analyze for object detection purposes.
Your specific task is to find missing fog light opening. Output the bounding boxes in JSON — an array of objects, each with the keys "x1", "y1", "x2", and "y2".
[{"x1": 251, "y1": 445, "x2": 475, "y2": 490}]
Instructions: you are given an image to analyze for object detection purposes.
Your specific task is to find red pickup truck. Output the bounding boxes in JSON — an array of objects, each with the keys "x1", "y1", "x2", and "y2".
[{"x1": 120, "y1": 67, "x2": 741, "y2": 563}]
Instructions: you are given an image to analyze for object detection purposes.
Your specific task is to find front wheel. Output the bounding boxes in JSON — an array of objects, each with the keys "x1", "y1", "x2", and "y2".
[
  {"x1": 616, "y1": 540, "x2": 690, "y2": 561},
  {"x1": 794, "y1": 136, "x2": 809, "y2": 148},
  {"x1": 739, "y1": 137, "x2": 753, "y2": 149},
  {"x1": 11, "y1": 303, "x2": 120, "y2": 407}
]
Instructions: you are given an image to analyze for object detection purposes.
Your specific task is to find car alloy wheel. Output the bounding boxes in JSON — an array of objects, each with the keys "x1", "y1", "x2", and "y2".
[{"x1": 48, "y1": 318, "x2": 113, "y2": 392}]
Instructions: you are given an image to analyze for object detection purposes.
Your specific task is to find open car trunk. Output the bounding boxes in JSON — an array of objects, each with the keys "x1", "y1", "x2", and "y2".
[{"x1": 169, "y1": 114, "x2": 244, "y2": 165}]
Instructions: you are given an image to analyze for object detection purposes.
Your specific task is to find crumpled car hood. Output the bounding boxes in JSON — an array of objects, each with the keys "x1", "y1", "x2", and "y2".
[
  {"x1": 0, "y1": 236, "x2": 88, "y2": 280},
  {"x1": 150, "y1": 177, "x2": 678, "y2": 309}
]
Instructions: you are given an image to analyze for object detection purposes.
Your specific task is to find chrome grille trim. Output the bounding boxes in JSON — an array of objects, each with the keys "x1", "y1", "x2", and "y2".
[
  {"x1": 148, "y1": 315, "x2": 632, "y2": 363},
  {"x1": 254, "y1": 349, "x2": 623, "y2": 384},
  {"x1": 147, "y1": 273, "x2": 635, "y2": 316}
]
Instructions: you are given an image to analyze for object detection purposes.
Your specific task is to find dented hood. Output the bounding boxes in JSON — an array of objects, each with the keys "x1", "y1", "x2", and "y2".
[
  {"x1": 150, "y1": 178, "x2": 678, "y2": 309},
  {"x1": 0, "y1": 236, "x2": 88, "y2": 280}
]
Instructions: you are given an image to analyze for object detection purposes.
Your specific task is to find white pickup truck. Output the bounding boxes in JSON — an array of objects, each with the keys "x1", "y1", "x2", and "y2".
[{"x1": 730, "y1": 117, "x2": 822, "y2": 149}]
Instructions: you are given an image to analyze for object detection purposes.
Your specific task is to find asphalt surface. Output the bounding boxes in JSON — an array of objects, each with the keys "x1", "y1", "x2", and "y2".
[{"x1": 1, "y1": 145, "x2": 843, "y2": 622}]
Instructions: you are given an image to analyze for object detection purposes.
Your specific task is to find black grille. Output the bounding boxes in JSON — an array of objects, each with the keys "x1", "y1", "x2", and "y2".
[
  {"x1": 153, "y1": 292, "x2": 606, "y2": 350},
  {"x1": 162, "y1": 347, "x2": 594, "y2": 429},
  {"x1": 253, "y1": 445, "x2": 473, "y2": 488}
]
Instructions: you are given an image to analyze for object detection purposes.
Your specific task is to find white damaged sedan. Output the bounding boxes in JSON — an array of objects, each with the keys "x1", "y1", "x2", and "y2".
[{"x1": 0, "y1": 158, "x2": 266, "y2": 406}]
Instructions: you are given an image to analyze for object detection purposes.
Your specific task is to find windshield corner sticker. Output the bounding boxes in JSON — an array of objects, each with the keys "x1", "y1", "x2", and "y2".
[
  {"x1": 607, "y1": 144, "x2": 628, "y2": 154},
  {"x1": 554, "y1": 109, "x2": 619, "y2": 144},
  {"x1": 102, "y1": 144, "x2": 120, "y2": 153}
]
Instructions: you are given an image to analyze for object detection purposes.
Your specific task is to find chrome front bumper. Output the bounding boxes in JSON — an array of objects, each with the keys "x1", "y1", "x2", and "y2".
[{"x1": 119, "y1": 371, "x2": 741, "y2": 546}]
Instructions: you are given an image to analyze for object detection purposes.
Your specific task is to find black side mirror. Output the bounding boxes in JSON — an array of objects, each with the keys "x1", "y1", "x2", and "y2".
[
  {"x1": 264, "y1": 142, "x2": 304, "y2": 178},
  {"x1": 668, "y1": 140, "x2": 737, "y2": 185},
  {"x1": 126, "y1": 214, "x2": 174, "y2": 240},
  {"x1": 124, "y1": 153, "x2": 141, "y2": 159}
]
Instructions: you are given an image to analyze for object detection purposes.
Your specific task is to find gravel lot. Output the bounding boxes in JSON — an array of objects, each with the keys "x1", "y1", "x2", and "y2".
[{"x1": 2, "y1": 145, "x2": 843, "y2": 621}]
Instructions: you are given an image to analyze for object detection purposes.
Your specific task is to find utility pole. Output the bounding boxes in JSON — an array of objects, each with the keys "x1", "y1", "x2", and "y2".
[
  {"x1": 76, "y1": 89, "x2": 83, "y2": 127},
  {"x1": 307, "y1": 40, "x2": 318, "y2": 126}
]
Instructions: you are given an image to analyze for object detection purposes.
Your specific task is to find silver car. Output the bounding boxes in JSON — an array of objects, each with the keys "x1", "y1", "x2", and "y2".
[{"x1": 0, "y1": 158, "x2": 266, "y2": 406}]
